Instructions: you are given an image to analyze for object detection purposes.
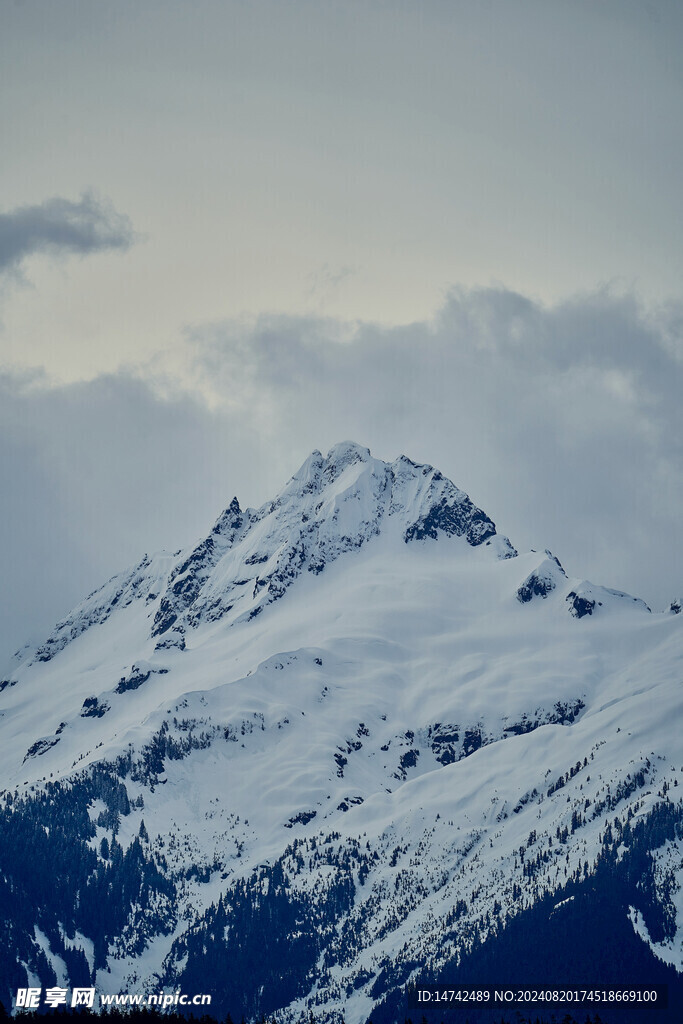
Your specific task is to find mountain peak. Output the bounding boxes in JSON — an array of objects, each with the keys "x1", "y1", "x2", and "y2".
[
  {"x1": 24, "y1": 443, "x2": 514, "y2": 666},
  {"x1": 167, "y1": 442, "x2": 517, "y2": 633}
]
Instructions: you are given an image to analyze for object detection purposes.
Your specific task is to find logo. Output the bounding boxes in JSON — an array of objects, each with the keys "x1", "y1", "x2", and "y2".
[{"x1": 15, "y1": 986, "x2": 96, "y2": 1009}]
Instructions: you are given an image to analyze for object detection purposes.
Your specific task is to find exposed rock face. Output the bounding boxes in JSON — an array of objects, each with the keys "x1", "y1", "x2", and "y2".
[{"x1": 517, "y1": 552, "x2": 567, "y2": 603}]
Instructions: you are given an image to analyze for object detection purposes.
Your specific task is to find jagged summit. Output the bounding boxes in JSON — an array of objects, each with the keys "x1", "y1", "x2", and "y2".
[
  {"x1": 24, "y1": 443, "x2": 516, "y2": 665},
  {"x1": 149, "y1": 440, "x2": 516, "y2": 640}
]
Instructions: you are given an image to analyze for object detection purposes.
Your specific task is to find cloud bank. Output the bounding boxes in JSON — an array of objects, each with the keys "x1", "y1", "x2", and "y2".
[{"x1": 0, "y1": 192, "x2": 135, "y2": 275}]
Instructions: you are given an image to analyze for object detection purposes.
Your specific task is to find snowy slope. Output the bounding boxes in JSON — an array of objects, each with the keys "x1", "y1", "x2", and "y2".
[{"x1": 0, "y1": 442, "x2": 681, "y2": 1022}]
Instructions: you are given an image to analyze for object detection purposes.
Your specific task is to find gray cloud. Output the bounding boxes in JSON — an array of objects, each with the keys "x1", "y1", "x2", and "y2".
[{"x1": 0, "y1": 191, "x2": 135, "y2": 275}]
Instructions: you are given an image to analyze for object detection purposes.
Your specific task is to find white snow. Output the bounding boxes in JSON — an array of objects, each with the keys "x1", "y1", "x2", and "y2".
[{"x1": 2, "y1": 442, "x2": 682, "y2": 1020}]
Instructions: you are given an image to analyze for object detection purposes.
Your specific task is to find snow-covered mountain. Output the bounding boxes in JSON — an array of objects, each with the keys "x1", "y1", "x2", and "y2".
[{"x1": 1, "y1": 442, "x2": 682, "y2": 1022}]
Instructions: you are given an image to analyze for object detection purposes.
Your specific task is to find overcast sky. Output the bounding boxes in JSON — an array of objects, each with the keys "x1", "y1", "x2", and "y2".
[{"x1": 1, "y1": 0, "x2": 682, "y2": 667}]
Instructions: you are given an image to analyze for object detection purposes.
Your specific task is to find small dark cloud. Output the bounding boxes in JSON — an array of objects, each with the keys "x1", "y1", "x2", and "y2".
[{"x1": 0, "y1": 191, "x2": 136, "y2": 275}]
